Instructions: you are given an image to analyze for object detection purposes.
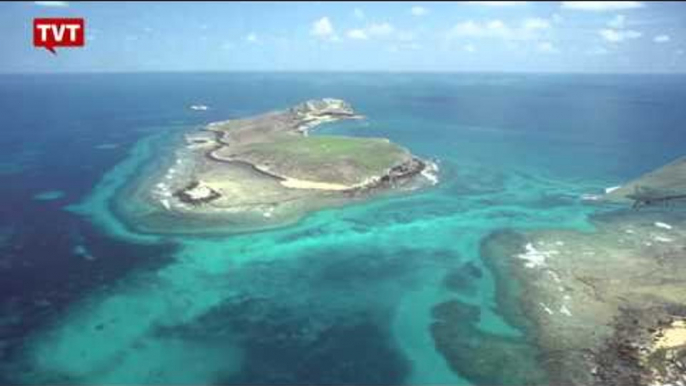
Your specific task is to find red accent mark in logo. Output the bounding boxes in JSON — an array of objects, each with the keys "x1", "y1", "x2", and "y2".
[{"x1": 33, "y1": 18, "x2": 85, "y2": 55}]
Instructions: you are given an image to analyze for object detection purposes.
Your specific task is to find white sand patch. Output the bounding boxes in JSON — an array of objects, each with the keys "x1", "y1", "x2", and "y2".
[
  {"x1": 654, "y1": 222, "x2": 673, "y2": 230},
  {"x1": 580, "y1": 194, "x2": 601, "y2": 201},
  {"x1": 189, "y1": 104, "x2": 209, "y2": 111},
  {"x1": 625, "y1": 229, "x2": 635, "y2": 234},
  {"x1": 555, "y1": 241, "x2": 564, "y2": 246},
  {"x1": 161, "y1": 199, "x2": 171, "y2": 210},
  {"x1": 654, "y1": 320, "x2": 686, "y2": 349},
  {"x1": 280, "y1": 177, "x2": 351, "y2": 191}
]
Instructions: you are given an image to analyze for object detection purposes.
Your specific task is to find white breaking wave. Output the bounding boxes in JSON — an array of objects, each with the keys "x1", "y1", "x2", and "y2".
[
  {"x1": 581, "y1": 185, "x2": 621, "y2": 201},
  {"x1": 516, "y1": 242, "x2": 559, "y2": 269},
  {"x1": 655, "y1": 222, "x2": 673, "y2": 230},
  {"x1": 654, "y1": 236, "x2": 673, "y2": 243},
  {"x1": 605, "y1": 185, "x2": 621, "y2": 194},
  {"x1": 421, "y1": 160, "x2": 440, "y2": 186},
  {"x1": 580, "y1": 193, "x2": 601, "y2": 201},
  {"x1": 262, "y1": 206, "x2": 275, "y2": 218},
  {"x1": 560, "y1": 304, "x2": 572, "y2": 317},
  {"x1": 540, "y1": 302, "x2": 554, "y2": 315}
]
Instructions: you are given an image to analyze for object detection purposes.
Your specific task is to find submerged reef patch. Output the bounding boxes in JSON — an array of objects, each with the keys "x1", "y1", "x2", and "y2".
[{"x1": 430, "y1": 298, "x2": 548, "y2": 386}]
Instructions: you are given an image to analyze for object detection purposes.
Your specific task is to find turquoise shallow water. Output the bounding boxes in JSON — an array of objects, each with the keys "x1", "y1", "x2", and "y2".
[
  {"x1": 24, "y1": 136, "x2": 596, "y2": 385},
  {"x1": 2, "y1": 73, "x2": 686, "y2": 385}
]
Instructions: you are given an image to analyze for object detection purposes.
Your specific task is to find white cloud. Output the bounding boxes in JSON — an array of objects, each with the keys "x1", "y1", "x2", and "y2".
[
  {"x1": 387, "y1": 41, "x2": 421, "y2": 53},
  {"x1": 599, "y1": 28, "x2": 642, "y2": 43},
  {"x1": 654, "y1": 35, "x2": 670, "y2": 43},
  {"x1": 311, "y1": 17, "x2": 336, "y2": 39},
  {"x1": 353, "y1": 8, "x2": 365, "y2": 20},
  {"x1": 448, "y1": 18, "x2": 550, "y2": 41},
  {"x1": 347, "y1": 29, "x2": 368, "y2": 40},
  {"x1": 464, "y1": 43, "x2": 476, "y2": 53},
  {"x1": 245, "y1": 33, "x2": 259, "y2": 43},
  {"x1": 34, "y1": 1, "x2": 68, "y2": 6},
  {"x1": 607, "y1": 14, "x2": 626, "y2": 29},
  {"x1": 397, "y1": 31, "x2": 416, "y2": 42},
  {"x1": 625, "y1": 31, "x2": 642, "y2": 39},
  {"x1": 552, "y1": 14, "x2": 564, "y2": 24},
  {"x1": 346, "y1": 22, "x2": 396, "y2": 41},
  {"x1": 523, "y1": 18, "x2": 551, "y2": 31},
  {"x1": 599, "y1": 29, "x2": 621, "y2": 42},
  {"x1": 449, "y1": 20, "x2": 507, "y2": 39},
  {"x1": 467, "y1": 1, "x2": 527, "y2": 6},
  {"x1": 587, "y1": 46, "x2": 610, "y2": 55},
  {"x1": 367, "y1": 22, "x2": 395, "y2": 37},
  {"x1": 561, "y1": 2, "x2": 644, "y2": 11},
  {"x1": 410, "y1": 6, "x2": 429, "y2": 16},
  {"x1": 537, "y1": 41, "x2": 559, "y2": 53},
  {"x1": 221, "y1": 42, "x2": 234, "y2": 50}
]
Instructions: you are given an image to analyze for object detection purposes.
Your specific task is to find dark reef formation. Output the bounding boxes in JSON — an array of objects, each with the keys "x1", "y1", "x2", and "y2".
[{"x1": 429, "y1": 298, "x2": 549, "y2": 386}]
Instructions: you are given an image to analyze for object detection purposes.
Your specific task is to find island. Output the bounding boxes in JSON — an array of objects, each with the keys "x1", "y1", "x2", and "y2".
[
  {"x1": 118, "y1": 99, "x2": 437, "y2": 234},
  {"x1": 439, "y1": 156, "x2": 686, "y2": 386},
  {"x1": 604, "y1": 156, "x2": 686, "y2": 209}
]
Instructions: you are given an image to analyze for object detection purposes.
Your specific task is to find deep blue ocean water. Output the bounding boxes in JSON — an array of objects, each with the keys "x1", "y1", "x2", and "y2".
[{"x1": 1, "y1": 73, "x2": 685, "y2": 385}]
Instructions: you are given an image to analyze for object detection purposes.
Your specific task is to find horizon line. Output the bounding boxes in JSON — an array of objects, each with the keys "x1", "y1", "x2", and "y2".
[{"x1": 2, "y1": 69, "x2": 686, "y2": 76}]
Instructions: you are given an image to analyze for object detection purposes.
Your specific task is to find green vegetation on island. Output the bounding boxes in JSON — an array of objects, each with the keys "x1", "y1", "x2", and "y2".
[{"x1": 118, "y1": 99, "x2": 436, "y2": 234}]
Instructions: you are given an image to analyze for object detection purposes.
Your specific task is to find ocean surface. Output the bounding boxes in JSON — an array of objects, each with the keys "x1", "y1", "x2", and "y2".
[{"x1": 1, "y1": 73, "x2": 685, "y2": 385}]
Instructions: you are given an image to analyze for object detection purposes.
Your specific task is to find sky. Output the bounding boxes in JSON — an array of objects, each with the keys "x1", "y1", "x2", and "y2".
[{"x1": 2, "y1": 1, "x2": 686, "y2": 73}]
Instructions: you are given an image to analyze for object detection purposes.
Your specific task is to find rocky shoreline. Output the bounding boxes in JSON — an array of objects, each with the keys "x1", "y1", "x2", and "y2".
[
  {"x1": 172, "y1": 181, "x2": 222, "y2": 206},
  {"x1": 453, "y1": 155, "x2": 686, "y2": 385},
  {"x1": 121, "y1": 99, "x2": 436, "y2": 234},
  {"x1": 593, "y1": 306, "x2": 686, "y2": 386},
  {"x1": 172, "y1": 157, "x2": 428, "y2": 206},
  {"x1": 477, "y1": 208, "x2": 686, "y2": 386}
]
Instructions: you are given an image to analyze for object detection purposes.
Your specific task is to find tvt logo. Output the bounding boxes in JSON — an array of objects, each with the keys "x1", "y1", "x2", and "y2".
[{"x1": 33, "y1": 18, "x2": 85, "y2": 54}]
